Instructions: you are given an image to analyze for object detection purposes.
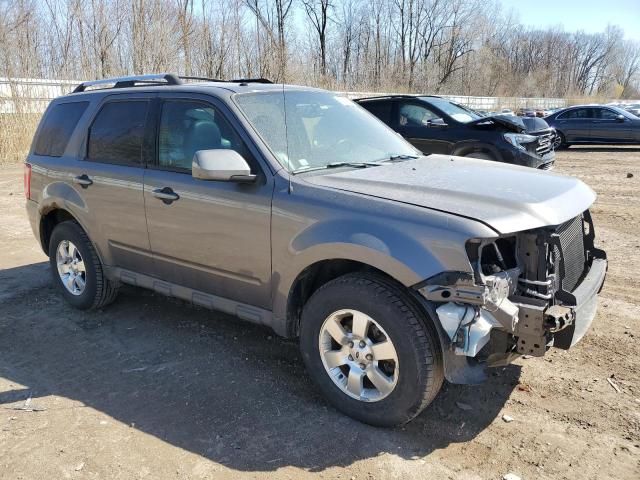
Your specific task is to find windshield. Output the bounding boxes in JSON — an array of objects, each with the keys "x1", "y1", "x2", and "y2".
[
  {"x1": 611, "y1": 105, "x2": 639, "y2": 119},
  {"x1": 420, "y1": 97, "x2": 482, "y2": 123},
  {"x1": 234, "y1": 90, "x2": 418, "y2": 172}
]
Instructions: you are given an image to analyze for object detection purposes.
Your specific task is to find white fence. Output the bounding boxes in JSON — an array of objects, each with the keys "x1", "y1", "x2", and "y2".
[
  {"x1": 1, "y1": 77, "x2": 636, "y2": 114},
  {"x1": 0, "y1": 77, "x2": 80, "y2": 113}
]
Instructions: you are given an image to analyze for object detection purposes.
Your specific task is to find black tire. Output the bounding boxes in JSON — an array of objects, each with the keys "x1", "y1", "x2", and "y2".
[
  {"x1": 464, "y1": 151, "x2": 495, "y2": 161},
  {"x1": 299, "y1": 272, "x2": 444, "y2": 427},
  {"x1": 48, "y1": 220, "x2": 119, "y2": 310},
  {"x1": 556, "y1": 131, "x2": 570, "y2": 149}
]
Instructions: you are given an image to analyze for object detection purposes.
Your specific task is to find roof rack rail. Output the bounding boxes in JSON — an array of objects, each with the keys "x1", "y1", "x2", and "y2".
[
  {"x1": 231, "y1": 78, "x2": 273, "y2": 84},
  {"x1": 179, "y1": 75, "x2": 224, "y2": 82},
  {"x1": 72, "y1": 73, "x2": 182, "y2": 93},
  {"x1": 72, "y1": 73, "x2": 274, "y2": 93},
  {"x1": 179, "y1": 76, "x2": 272, "y2": 84}
]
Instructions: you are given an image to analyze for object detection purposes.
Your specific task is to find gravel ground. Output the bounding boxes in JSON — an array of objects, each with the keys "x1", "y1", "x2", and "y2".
[{"x1": 0, "y1": 147, "x2": 638, "y2": 480}]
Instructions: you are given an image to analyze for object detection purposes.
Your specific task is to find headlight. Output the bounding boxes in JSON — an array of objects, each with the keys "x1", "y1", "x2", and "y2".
[{"x1": 504, "y1": 133, "x2": 537, "y2": 151}]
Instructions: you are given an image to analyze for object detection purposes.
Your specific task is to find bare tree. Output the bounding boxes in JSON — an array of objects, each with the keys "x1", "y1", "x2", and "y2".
[{"x1": 302, "y1": 0, "x2": 332, "y2": 77}]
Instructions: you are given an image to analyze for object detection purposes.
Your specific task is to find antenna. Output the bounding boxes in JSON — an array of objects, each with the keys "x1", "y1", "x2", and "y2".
[{"x1": 281, "y1": 65, "x2": 292, "y2": 194}]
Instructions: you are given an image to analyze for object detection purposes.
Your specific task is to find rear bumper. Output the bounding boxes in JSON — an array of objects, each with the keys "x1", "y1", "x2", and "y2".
[
  {"x1": 25, "y1": 199, "x2": 42, "y2": 251},
  {"x1": 554, "y1": 257, "x2": 607, "y2": 348}
]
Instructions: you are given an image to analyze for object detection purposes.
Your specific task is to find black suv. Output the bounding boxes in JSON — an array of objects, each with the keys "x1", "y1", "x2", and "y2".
[{"x1": 356, "y1": 95, "x2": 555, "y2": 169}]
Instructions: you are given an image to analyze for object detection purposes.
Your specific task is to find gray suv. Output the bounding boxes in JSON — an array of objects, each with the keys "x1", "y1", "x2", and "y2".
[{"x1": 25, "y1": 74, "x2": 607, "y2": 426}]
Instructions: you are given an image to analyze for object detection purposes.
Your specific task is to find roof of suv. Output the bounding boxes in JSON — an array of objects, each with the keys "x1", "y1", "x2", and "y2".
[
  {"x1": 356, "y1": 94, "x2": 444, "y2": 102},
  {"x1": 65, "y1": 73, "x2": 323, "y2": 98}
]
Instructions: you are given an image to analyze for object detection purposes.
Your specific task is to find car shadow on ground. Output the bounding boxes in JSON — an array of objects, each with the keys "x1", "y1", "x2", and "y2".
[{"x1": 0, "y1": 262, "x2": 520, "y2": 473}]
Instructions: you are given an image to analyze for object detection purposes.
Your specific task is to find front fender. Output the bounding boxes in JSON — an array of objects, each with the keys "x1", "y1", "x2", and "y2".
[
  {"x1": 271, "y1": 213, "x2": 492, "y2": 336},
  {"x1": 289, "y1": 218, "x2": 438, "y2": 285}
]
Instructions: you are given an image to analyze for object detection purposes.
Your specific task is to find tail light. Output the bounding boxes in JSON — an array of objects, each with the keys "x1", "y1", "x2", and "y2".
[{"x1": 24, "y1": 163, "x2": 32, "y2": 200}]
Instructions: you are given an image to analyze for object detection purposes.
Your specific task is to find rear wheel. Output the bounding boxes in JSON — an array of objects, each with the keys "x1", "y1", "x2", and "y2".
[
  {"x1": 299, "y1": 273, "x2": 443, "y2": 427},
  {"x1": 49, "y1": 221, "x2": 118, "y2": 310}
]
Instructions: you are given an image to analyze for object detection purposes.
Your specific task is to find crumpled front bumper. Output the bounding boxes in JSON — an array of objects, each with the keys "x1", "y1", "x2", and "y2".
[{"x1": 553, "y1": 257, "x2": 607, "y2": 349}]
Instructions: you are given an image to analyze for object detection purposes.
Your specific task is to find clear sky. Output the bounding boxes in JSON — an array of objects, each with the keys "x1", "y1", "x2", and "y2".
[{"x1": 499, "y1": 0, "x2": 640, "y2": 40}]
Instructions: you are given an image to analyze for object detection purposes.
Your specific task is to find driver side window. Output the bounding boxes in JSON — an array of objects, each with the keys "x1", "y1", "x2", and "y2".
[
  {"x1": 157, "y1": 100, "x2": 253, "y2": 172},
  {"x1": 597, "y1": 109, "x2": 619, "y2": 120},
  {"x1": 398, "y1": 103, "x2": 438, "y2": 127}
]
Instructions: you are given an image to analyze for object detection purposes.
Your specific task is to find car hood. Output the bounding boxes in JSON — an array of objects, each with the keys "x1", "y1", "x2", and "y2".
[
  {"x1": 468, "y1": 114, "x2": 526, "y2": 133},
  {"x1": 303, "y1": 155, "x2": 596, "y2": 234}
]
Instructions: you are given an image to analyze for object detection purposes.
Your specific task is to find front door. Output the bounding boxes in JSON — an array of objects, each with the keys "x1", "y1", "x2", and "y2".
[
  {"x1": 590, "y1": 107, "x2": 634, "y2": 142},
  {"x1": 143, "y1": 95, "x2": 273, "y2": 309},
  {"x1": 396, "y1": 102, "x2": 452, "y2": 154}
]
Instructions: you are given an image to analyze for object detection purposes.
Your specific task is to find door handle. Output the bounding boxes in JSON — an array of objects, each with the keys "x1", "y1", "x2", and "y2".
[
  {"x1": 73, "y1": 174, "x2": 93, "y2": 188},
  {"x1": 152, "y1": 187, "x2": 180, "y2": 204}
]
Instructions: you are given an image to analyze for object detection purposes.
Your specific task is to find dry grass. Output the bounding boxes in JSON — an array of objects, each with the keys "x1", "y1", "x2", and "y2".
[{"x1": 0, "y1": 112, "x2": 42, "y2": 165}]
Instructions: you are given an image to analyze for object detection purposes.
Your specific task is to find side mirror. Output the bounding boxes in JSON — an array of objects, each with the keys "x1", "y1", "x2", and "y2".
[
  {"x1": 616, "y1": 114, "x2": 625, "y2": 122},
  {"x1": 192, "y1": 149, "x2": 256, "y2": 183},
  {"x1": 426, "y1": 118, "x2": 448, "y2": 128}
]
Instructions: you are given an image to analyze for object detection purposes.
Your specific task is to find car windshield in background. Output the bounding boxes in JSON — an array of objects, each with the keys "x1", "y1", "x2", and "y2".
[
  {"x1": 421, "y1": 97, "x2": 482, "y2": 123},
  {"x1": 611, "y1": 106, "x2": 638, "y2": 119},
  {"x1": 234, "y1": 91, "x2": 418, "y2": 173}
]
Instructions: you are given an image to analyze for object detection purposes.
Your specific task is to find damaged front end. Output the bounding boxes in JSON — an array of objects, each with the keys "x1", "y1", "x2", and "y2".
[{"x1": 416, "y1": 210, "x2": 607, "y2": 384}]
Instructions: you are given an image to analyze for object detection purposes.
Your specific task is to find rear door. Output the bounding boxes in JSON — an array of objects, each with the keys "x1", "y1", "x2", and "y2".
[
  {"x1": 590, "y1": 107, "x2": 634, "y2": 142},
  {"x1": 553, "y1": 108, "x2": 594, "y2": 142},
  {"x1": 143, "y1": 93, "x2": 273, "y2": 309},
  {"x1": 359, "y1": 99, "x2": 394, "y2": 126},
  {"x1": 72, "y1": 94, "x2": 154, "y2": 274}
]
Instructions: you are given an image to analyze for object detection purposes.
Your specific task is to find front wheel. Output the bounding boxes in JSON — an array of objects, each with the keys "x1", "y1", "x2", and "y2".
[
  {"x1": 299, "y1": 273, "x2": 443, "y2": 427},
  {"x1": 464, "y1": 151, "x2": 495, "y2": 161}
]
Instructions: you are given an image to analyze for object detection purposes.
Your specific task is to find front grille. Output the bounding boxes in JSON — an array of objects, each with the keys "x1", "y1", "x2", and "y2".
[
  {"x1": 535, "y1": 133, "x2": 554, "y2": 156},
  {"x1": 538, "y1": 161, "x2": 554, "y2": 170},
  {"x1": 552, "y1": 215, "x2": 587, "y2": 292}
]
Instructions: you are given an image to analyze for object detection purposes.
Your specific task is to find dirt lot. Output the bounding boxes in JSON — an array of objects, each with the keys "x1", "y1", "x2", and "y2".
[{"x1": 0, "y1": 148, "x2": 638, "y2": 480}]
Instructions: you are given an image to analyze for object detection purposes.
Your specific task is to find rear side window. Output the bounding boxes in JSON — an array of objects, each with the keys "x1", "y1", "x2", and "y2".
[
  {"x1": 34, "y1": 102, "x2": 89, "y2": 156},
  {"x1": 87, "y1": 101, "x2": 149, "y2": 165},
  {"x1": 558, "y1": 108, "x2": 593, "y2": 119},
  {"x1": 361, "y1": 100, "x2": 392, "y2": 125}
]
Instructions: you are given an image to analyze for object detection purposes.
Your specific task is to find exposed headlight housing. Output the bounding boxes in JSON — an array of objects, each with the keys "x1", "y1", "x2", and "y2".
[{"x1": 504, "y1": 133, "x2": 537, "y2": 151}]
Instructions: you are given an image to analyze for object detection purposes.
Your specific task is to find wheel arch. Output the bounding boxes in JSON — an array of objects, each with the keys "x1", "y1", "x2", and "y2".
[
  {"x1": 39, "y1": 207, "x2": 98, "y2": 263},
  {"x1": 40, "y1": 207, "x2": 78, "y2": 254},
  {"x1": 284, "y1": 259, "x2": 404, "y2": 337},
  {"x1": 452, "y1": 142, "x2": 503, "y2": 162}
]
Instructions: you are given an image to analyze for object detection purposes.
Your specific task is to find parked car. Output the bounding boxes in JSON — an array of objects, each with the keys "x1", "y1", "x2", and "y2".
[
  {"x1": 621, "y1": 103, "x2": 640, "y2": 117},
  {"x1": 25, "y1": 74, "x2": 607, "y2": 426},
  {"x1": 545, "y1": 105, "x2": 640, "y2": 147},
  {"x1": 356, "y1": 95, "x2": 555, "y2": 169},
  {"x1": 516, "y1": 108, "x2": 536, "y2": 117}
]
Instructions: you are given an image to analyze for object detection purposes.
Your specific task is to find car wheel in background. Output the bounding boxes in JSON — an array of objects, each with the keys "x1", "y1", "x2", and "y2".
[
  {"x1": 464, "y1": 151, "x2": 495, "y2": 161},
  {"x1": 556, "y1": 131, "x2": 570, "y2": 149},
  {"x1": 299, "y1": 272, "x2": 444, "y2": 427},
  {"x1": 48, "y1": 221, "x2": 119, "y2": 310}
]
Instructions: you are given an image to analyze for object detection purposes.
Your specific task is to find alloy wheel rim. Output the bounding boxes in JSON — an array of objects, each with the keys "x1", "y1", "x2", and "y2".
[
  {"x1": 318, "y1": 309, "x2": 399, "y2": 402},
  {"x1": 56, "y1": 240, "x2": 87, "y2": 296}
]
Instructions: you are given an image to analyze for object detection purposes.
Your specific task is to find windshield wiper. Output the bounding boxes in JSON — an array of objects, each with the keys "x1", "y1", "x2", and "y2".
[
  {"x1": 382, "y1": 154, "x2": 420, "y2": 162},
  {"x1": 293, "y1": 161, "x2": 382, "y2": 174}
]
